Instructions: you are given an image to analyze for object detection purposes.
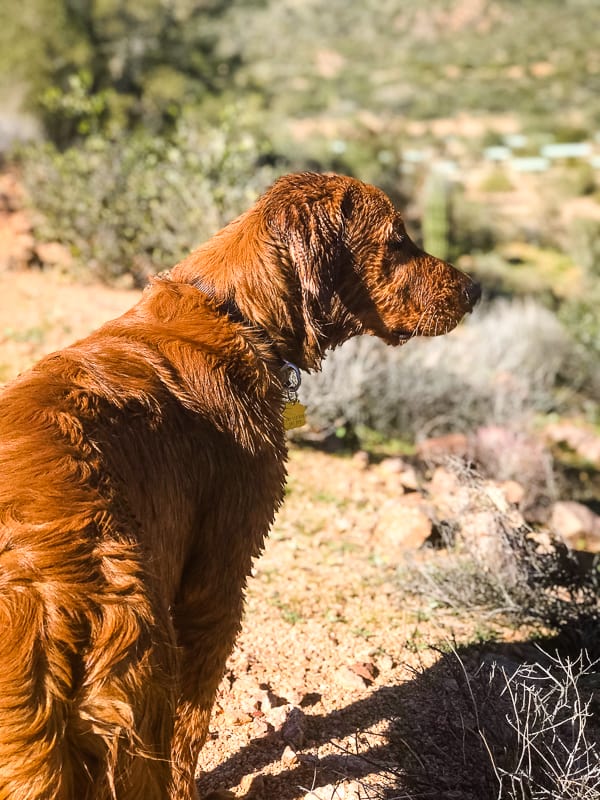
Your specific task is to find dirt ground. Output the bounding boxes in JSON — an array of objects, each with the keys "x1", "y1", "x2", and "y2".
[{"x1": 0, "y1": 267, "x2": 565, "y2": 799}]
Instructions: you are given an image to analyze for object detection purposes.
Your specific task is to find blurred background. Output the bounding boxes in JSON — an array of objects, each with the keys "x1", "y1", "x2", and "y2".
[{"x1": 0, "y1": 0, "x2": 599, "y2": 457}]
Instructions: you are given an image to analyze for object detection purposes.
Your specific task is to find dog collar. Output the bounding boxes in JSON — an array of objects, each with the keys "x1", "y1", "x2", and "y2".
[{"x1": 190, "y1": 277, "x2": 307, "y2": 430}]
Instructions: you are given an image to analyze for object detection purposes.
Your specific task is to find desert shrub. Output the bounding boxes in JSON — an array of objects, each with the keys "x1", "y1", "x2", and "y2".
[
  {"x1": 395, "y1": 649, "x2": 600, "y2": 800},
  {"x1": 401, "y1": 461, "x2": 599, "y2": 634},
  {"x1": 447, "y1": 191, "x2": 499, "y2": 257},
  {"x1": 395, "y1": 459, "x2": 600, "y2": 797},
  {"x1": 0, "y1": 0, "x2": 245, "y2": 145},
  {"x1": 566, "y1": 218, "x2": 600, "y2": 278},
  {"x1": 301, "y1": 299, "x2": 594, "y2": 440},
  {"x1": 479, "y1": 168, "x2": 514, "y2": 193},
  {"x1": 421, "y1": 173, "x2": 451, "y2": 260},
  {"x1": 560, "y1": 291, "x2": 600, "y2": 367},
  {"x1": 18, "y1": 118, "x2": 279, "y2": 285},
  {"x1": 493, "y1": 653, "x2": 600, "y2": 799}
]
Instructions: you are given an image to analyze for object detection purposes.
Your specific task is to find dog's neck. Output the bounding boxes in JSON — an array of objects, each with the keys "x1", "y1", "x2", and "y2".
[
  {"x1": 188, "y1": 274, "x2": 291, "y2": 366},
  {"x1": 190, "y1": 276, "x2": 248, "y2": 329}
]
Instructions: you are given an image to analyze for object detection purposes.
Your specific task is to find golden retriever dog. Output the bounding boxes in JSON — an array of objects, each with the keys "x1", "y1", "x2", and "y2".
[{"x1": 0, "y1": 172, "x2": 480, "y2": 799}]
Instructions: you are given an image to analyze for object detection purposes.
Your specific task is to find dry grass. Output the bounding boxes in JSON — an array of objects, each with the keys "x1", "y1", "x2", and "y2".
[
  {"x1": 401, "y1": 461, "x2": 600, "y2": 635},
  {"x1": 386, "y1": 647, "x2": 600, "y2": 800},
  {"x1": 490, "y1": 651, "x2": 600, "y2": 799}
]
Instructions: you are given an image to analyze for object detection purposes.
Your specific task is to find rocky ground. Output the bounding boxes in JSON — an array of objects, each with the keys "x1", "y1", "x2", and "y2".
[{"x1": 1, "y1": 172, "x2": 599, "y2": 798}]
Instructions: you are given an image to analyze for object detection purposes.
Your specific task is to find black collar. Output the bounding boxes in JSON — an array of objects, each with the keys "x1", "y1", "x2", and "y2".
[
  {"x1": 191, "y1": 276, "x2": 246, "y2": 326},
  {"x1": 190, "y1": 277, "x2": 301, "y2": 394}
]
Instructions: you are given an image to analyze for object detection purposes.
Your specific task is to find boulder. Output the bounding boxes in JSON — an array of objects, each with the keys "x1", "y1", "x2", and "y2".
[{"x1": 550, "y1": 501, "x2": 600, "y2": 552}]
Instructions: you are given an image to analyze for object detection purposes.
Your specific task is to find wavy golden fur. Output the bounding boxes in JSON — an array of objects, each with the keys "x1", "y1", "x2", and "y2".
[{"x1": 0, "y1": 173, "x2": 480, "y2": 799}]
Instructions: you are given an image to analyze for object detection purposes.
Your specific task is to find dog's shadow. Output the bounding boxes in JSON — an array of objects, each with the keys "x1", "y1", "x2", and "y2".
[{"x1": 198, "y1": 628, "x2": 599, "y2": 800}]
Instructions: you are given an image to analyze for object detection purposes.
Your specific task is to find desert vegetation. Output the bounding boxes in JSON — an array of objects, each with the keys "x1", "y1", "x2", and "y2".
[{"x1": 0, "y1": 1, "x2": 599, "y2": 797}]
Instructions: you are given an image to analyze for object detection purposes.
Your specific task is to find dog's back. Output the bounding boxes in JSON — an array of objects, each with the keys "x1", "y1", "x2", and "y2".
[
  {"x1": 0, "y1": 281, "x2": 285, "y2": 798},
  {"x1": 0, "y1": 338, "x2": 178, "y2": 798}
]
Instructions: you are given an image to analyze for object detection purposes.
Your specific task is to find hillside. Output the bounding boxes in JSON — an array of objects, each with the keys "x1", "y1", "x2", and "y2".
[{"x1": 226, "y1": 0, "x2": 600, "y2": 128}]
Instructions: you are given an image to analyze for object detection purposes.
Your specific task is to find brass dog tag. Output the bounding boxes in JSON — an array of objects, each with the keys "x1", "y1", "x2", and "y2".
[{"x1": 283, "y1": 401, "x2": 307, "y2": 431}]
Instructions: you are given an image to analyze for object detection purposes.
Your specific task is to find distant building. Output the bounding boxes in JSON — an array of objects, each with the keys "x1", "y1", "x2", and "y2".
[
  {"x1": 510, "y1": 157, "x2": 550, "y2": 173},
  {"x1": 540, "y1": 142, "x2": 592, "y2": 159},
  {"x1": 403, "y1": 149, "x2": 427, "y2": 163},
  {"x1": 484, "y1": 146, "x2": 511, "y2": 161},
  {"x1": 432, "y1": 159, "x2": 459, "y2": 177},
  {"x1": 504, "y1": 134, "x2": 528, "y2": 149}
]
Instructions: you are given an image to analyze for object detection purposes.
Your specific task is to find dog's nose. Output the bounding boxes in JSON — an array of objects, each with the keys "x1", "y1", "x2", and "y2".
[{"x1": 464, "y1": 280, "x2": 482, "y2": 309}]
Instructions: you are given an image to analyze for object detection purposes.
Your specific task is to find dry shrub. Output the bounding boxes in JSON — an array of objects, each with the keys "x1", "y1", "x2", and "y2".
[
  {"x1": 401, "y1": 461, "x2": 599, "y2": 633},
  {"x1": 392, "y1": 648, "x2": 600, "y2": 800},
  {"x1": 18, "y1": 119, "x2": 278, "y2": 285},
  {"x1": 395, "y1": 462, "x2": 600, "y2": 798},
  {"x1": 301, "y1": 299, "x2": 594, "y2": 439}
]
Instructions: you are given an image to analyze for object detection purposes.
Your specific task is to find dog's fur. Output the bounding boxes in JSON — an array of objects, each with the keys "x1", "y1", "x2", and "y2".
[{"x1": 0, "y1": 173, "x2": 479, "y2": 799}]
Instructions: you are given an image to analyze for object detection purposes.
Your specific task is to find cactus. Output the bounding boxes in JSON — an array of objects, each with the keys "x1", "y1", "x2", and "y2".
[{"x1": 422, "y1": 173, "x2": 451, "y2": 261}]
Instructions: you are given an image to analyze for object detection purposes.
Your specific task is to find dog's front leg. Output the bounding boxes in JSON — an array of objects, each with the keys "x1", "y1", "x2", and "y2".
[{"x1": 168, "y1": 579, "x2": 245, "y2": 800}]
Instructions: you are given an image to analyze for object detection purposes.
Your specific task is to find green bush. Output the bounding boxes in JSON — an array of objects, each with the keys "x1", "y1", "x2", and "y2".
[
  {"x1": 479, "y1": 168, "x2": 514, "y2": 193},
  {"x1": 567, "y1": 217, "x2": 600, "y2": 277},
  {"x1": 0, "y1": 0, "x2": 245, "y2": 145},
  {"x1": 18, "y1": 117, "x2": 279, "y2": 285}
]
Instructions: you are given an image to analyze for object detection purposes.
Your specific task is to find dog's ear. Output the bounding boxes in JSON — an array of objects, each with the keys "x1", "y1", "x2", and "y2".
[{"x1": 270, "y1": 184, "x2": 352, "y2": 321}]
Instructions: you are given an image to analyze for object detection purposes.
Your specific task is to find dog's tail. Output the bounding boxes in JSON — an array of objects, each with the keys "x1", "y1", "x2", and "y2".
[
  {"x1": 0, "y1": 523, "x2": 176, "y2": 800},
  {"x1": 0, "y1": 552, "x2": 79, "y2": 800}
]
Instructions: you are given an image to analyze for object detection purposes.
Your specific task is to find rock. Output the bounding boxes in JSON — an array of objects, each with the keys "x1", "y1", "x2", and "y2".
[
  {"x1": 336, "y1": 665, "x2": 370, "y2": 691},
  {"x1": 281, "y1": 707, "x2": 307, "y2": 748},
  {"x1": 379, "y1": 457, "x2": 407, "y2": 474},
  {"x1": 550, "y1": 501, "x2": 600, "y2": 551},
  {"x1": 348, "y1": 661, "x2": 378, "y2": 684},
  {"x1": 374, "y1": 496, "x2": 432, "y2": 554},
  {"x1": 35, "y1": 241, "x2": 73, "y2": 269},
  {"x1": 352, "y1": 450, "x2": 370, "y2": 470},
  {"x1": 545, "y1": 421, "x2": 600, "y2": 467},
  {"x1": 427, "y1": 467, "x2": 471, "y2": 520},
  {"x1": 459, "y1": 510, "x2": 517, "y2": 576},
  {"x1": 473, "y1": 426, "x2": 553, "y2": 512},
  {"x1": 268, "y1": 704, "x2": 292, "y2": 731},
  {"x1": 481, "y1": 481, "x2": 527, "y2": 529},
  {"x1": 250, "y1": 716, "x2": 273, "y2": 739},
  {"x1": 239, "y1": 773, "x2": 265, "y2": 798},
  {"x1": 281, "y1": 745, "x2": 298, "y2": 765},
  {"x1": 0, "y1": 211, "x2": 34, "y2": 270},
  {"x1": 376, "y1": 653, "x2": 394, "y2": 672},
  {"x1": 398, "y1": 465, "x2": 420, "y2": 491},
  {"x1": 499, "y1": 480, "x2": 526, "y2": 507},
  {"x1": 416, "y1": 433, "x2": 470, "y2": 463},
  {"x1": 527, "y1": 529, "x2": 559, "y2": 555}
]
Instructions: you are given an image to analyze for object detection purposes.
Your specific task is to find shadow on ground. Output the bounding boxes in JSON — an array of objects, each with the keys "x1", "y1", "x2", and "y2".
[{"x1": 198, "y1": 624, "x2": 600, "y2": 800}]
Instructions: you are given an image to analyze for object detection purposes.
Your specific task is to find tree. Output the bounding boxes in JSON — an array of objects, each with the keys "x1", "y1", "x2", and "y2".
[{"x1": 0, "y1": 0, "x2": 259, "y2": 144}]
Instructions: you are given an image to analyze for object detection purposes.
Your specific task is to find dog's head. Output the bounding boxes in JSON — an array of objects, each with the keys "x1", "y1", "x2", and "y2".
[{"x1": 173, "y1": 172, "x2": 480, "y2": 370}]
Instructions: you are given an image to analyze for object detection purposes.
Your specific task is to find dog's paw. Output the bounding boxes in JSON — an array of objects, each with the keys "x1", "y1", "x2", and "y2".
[{"x1": 202, "y1": 791, "x2": 235, "y2": 799}]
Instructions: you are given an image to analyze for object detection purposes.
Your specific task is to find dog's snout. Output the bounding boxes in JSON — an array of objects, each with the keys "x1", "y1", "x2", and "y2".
[{"x1": 463, "y1": 280, "x2": 481, "y2": 309}]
